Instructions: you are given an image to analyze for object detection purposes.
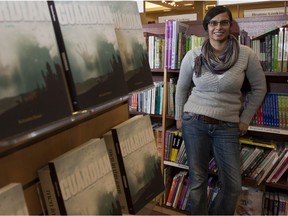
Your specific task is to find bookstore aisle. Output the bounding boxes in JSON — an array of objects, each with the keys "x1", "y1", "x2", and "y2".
[{"x1": 128, "y1": 12, "x2": 288, "y2": 216}]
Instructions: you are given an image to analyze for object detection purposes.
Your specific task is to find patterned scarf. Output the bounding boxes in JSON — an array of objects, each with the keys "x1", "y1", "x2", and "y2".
[{"x1": 194, "y1": 34, "x2": 239, "y2": 77}]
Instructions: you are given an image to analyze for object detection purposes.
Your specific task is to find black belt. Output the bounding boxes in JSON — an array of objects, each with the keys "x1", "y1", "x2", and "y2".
[{"x1": 186, "y1": 112, "x2": 223, "y2": 124}]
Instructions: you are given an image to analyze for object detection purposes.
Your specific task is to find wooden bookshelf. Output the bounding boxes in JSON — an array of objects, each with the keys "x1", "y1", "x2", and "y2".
[
  {"x1": 138, "y1": 14, "x2": 288, "y2": 214},
  {"x1": 0, "y1": 99, "x2": 129, "y2": 214}
]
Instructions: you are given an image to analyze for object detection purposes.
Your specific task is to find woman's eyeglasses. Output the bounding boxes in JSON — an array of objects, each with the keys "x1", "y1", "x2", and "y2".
[{"x1": 208, "y1": 20, "x2": 230, "y2": 27}]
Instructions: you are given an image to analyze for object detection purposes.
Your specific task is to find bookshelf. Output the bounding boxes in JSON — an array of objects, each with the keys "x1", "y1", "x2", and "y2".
[
  {"x1": 136, "y1": 14, "x2": 288, "y2": 214},
  {"x1": 0, "y1": 99, "x2": 129, "y2": 214}
]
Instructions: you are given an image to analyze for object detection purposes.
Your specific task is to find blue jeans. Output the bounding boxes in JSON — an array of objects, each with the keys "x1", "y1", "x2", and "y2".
[{"x1": 182, "y1": 112, "x2": 242, "y2": 215}]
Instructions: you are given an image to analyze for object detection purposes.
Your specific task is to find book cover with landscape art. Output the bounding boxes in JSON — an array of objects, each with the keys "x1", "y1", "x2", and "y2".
[
  {"x1": 0, "y1": 1, "x2": 73, "y2": 141},
  {"x1": 51, "y1": 1, "x2": 128, "y2": 111},
  {"x1": 104, "y1": 115, "x2": 165, "y2": 214},
  {"x1": 108, "y1": 1, "x2": 153, "y2": 93},
  {"x1": 45, "y1": 138, "x2": 122, "y2": 215}
]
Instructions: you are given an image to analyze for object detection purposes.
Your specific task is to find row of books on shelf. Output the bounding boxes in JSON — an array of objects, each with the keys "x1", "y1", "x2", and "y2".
[
  {"x1": 162, "y1": 126, "x2": 288, "y2": 185},
  {"x1": 247, "y1": 92, "x2": 288, "y2": 129},
  {"x1": 262, "y1": 190, "x2": 288, "y2": 215},
  {"x1": 163, "y1": 169, "x2": 219, "y2": 211},
  {"x1": 134, "y1": 78, "x2": 288, "y2": 130},
  {"x1": 164, "y1": 127, "x2": 187, "y2": 164},
  {"x1": 239, "y1": 25, "x2": 288, "y2": 73},
  {"x1": 162, "y1": 167, "x2": 288, "y2": 215},
  {"x1": 235, "y1": 186, "x2": 288, "y2": 215},
  {"x1": 146, "y1": 20, "x2": 205, "y2": 70},
  {"x1": 0, "y1": 1, "x2": 154, "y2": 142},
  {"x1": 128, "y1": 81, "x2": 164, "y2": 115},
  {"x1": 129, "y1": 76, "x2": 177, "y2": 118},
  {"x1": 1, "y1": 115, "x2": 164, "y2": 215},
  {"x1": 147, "y1": 20, "x2": 288, "y2": 73},
  {"x1": 239, "y1": 143, "x2": 288, "y2": 185}
]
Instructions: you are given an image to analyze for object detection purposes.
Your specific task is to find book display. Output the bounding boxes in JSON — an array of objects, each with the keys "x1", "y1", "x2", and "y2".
[
  {"x1": 107, "y1": 1, "x2": 153, "y2": 93},
  {"x1": 104, "y1": 115, "x2": 165, "y2": 214},
  {"x1": 1, "y1": 1, "x2": 288, "y2": 215},
  {"x1": 0, "y1": 1, "x2": 73, "y2": 141},
  {"x1": 50, "y1": 0, "x2": 128, "y2": 111},
  {"x1": 132, "y1": 11, "x2": 288, "y2": 215},
  {"x1": 0, "y1": 183, "x2": 29, "y2": 215},
  {"x1": 38, "y1": 138, "x2": 121, "y2": 215}
]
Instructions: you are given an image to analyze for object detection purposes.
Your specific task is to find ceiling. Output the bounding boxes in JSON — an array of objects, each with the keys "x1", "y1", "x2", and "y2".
[
  {"x1": 144, "y1": 1, "x2": 217, "y2": 13},
  {"x1": 145, "y1": 1, "x2": 195, "y2": 12}
]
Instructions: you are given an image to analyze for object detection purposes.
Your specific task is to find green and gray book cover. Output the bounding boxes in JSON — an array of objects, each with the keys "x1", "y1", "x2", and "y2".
[{"x1": 0, "y1": 1, "x2": 72, "y2": 141}]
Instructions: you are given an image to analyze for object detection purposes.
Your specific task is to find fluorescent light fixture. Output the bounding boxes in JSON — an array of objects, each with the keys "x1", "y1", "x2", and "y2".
[{"x1": 218, "y1": 0, "x2": 272, "y2": 5}]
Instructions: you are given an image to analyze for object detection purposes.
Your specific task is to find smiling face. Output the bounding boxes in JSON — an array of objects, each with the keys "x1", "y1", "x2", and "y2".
[{"x1": 207, "y1": 12, "x2": 231, "y2": 45}]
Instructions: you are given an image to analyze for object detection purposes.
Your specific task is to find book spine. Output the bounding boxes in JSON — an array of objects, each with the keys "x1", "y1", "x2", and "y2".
[
  {"x1": 111, "y1": 129, "x2": 135, "y2": 214},
  {"x1": 37, "y1": 167, "x2": 61, "y2": 215},
  {"x1": 166, "y1": 173, "x2": 180, "y2": 207},
  {"x1": 271, "y1": 152, "x2": 288, "y2": 183},
  {"x1": 104, "y1": 133, "x2": 130, "y2": 214},
  {"x1": 251, "y1": 149, "x2": 274, "y2": 179},
  {"x1": 243, "y1": 149, "x2": 264, "y2": 177},
  {"x1": 282, "y1": 27, "x2": 288, "y2": 72},
  {"x1": 277, "y1": 27, "x2": 284, "y2": 72},
  {"x1": 266, "y1": 149, "x2": 288, "y2": 183},
  {"x1": 47, "y1": 163, "x2": 67, "y2": 215},
  {"x1": 47, "y1": 1, "x2": 80, "y2": 111},
  {"x1": 273, "y1": 160, "x2": 288, "y2": 183}
]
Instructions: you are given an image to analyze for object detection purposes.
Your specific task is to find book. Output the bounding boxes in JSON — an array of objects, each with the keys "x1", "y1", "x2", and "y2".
[
  {"x1": 38, "y1": 138, "x2": 122, "y2": 215},
  {"x1": 241, "y1": 147, "x2": 263, "y2": 174},
  {"x1": 272, "y1": 158, "x2": 288, "y2": 183},
  {"x1": 170, "y1": 21, "x2": 188, "y2": 69},
  {"x1": 266, "y1": 149, "x2": 288, "y2": 183},
  {"x1": 172, "y1": 171, "x2": 188, "y2": 208},
  {"x1": 170, "y1": 131, "x2": 183, "y2": 162},
  {"x1": 278, "y1": 192, "x2": 288, "y2": 215},
  {"x1": 256, "y1": 149, "x2": 283, "y2": 185},
  {"x1": 250, "y1": 148, "x2": 274, "y2": 180},
  {"x1": 0, "y1": 1, "x2": 73, "y2": 140},
  {"x1": 177, "y1": 177, "x2": 189, "y2": 209},
  {"x1": 50, "y1": 1, "x2": 128, "y2": 111},
  {"x1": 103, "y1": 115, "x2": 165, "y2": 214},
  {"x1": 234, "y1": 186, "x2": 263, "y2": 215},
  {"x1": 107, "y1": 1, "x2": 153, "y2": 93},
  {"x1": 37, "y1": 165, "x2": 61, "y2": 215},
  {"x1": 166, "y1": 172, "x2": 181, "y2": 207},
  {"x1": 272, "y1": 191, "x2": 280, "y2": 215},
  {"x1": 0, "y1": 183, "x2": 29, "y2": 215},
  {"x1": 245, "y1": 149, "x2": 269, "y2": 178}
]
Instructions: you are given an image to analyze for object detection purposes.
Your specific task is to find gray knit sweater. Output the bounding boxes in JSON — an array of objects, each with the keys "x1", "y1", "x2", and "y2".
[{"x1": 175, "y1": 45, "x2": 267, "y2": 125}]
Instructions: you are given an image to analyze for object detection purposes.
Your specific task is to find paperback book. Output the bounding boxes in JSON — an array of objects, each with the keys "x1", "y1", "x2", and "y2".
[
  {"x1": 38, "y1": 138, "x2": 122, "y2": 215},
  {"x1": 104, "y1": 115, "x2": 165, "y2": 214},
  {"x1": 50, "y1": 0, "x2": 128, "y2": 111},
  {"x1": 108, "y1": 1, "x2": 153, "y2": 93},
  {"x1": 0, "y1": 1, "x2": 72, "y2": 141},
  {"x1": 234, "y1": 186, "x2": 263, "y2": 215},
  {"x1": 0, "y1": 183, "x2": 29, "y2": 215}
]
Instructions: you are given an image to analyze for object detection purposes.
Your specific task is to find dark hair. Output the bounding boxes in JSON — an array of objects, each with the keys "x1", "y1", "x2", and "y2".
[{"x1": 203, "y1": 6, "x2": 233, "y2": 31}]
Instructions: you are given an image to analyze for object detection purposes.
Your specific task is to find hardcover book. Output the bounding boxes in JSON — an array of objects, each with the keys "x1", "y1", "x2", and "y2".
[
  {"x1": 50, "y1": 0, "x2": 128, "y2": 111},
  {"x1": 108, "y1": 1, "x2": 154, "y2": 93},
  {"x1": 38, "y1": 138, "x2": 122, "y2": 215},
  {"x1": 0, "y1": 183, "x2": 29, "y2": 215},
  {"x1": 0, "y1": 1, "x2": 72, "y2": 141},
  {"x1": 37, "y1": 165, "x2": 61, "y2": 215},
  {"x1": 104, "y1": 115, "x2": 165, "y2": 214}
]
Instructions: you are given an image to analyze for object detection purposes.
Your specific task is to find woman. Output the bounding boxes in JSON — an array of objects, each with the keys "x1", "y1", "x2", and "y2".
[{"x1": 174, "y1": 6, "x2": 266, "y2": 215}]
